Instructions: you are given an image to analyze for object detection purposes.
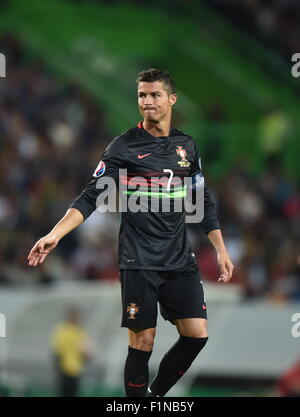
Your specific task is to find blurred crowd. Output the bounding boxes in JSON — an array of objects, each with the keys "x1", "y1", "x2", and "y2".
[
  {"x1": 66, "y1": 0, "x2": 300, "y2": 58},
  {"x1": 0, "y1": 33, "x2": 116, "y2": 285},
  {"x1": 0, "y1": 34, "x2": 299, "y2": 301},
  {"x1": 205, "y1": 0, "x2": 300, "y2": 58},
  {"x1": 193, "y1": 162, "x2": 300, "y2": 301}
]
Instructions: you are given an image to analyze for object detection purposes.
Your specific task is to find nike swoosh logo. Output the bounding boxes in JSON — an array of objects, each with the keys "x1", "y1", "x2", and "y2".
[
  {"x1": 128, "y1": 382, "x2": 147, "y2": 387},
  {"x1": 138, "y1": 153, "x2": 151, "y2": 159}
]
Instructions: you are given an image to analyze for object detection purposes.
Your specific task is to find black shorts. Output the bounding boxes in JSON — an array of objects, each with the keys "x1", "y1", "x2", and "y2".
[{"x1": 119, "y1": 264, "x2": 207, "y2": 328}]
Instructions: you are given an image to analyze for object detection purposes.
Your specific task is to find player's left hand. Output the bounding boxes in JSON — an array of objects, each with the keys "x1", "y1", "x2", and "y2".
[{"x1": 217, "y1": 250, "x2": 234, "y2": 283}]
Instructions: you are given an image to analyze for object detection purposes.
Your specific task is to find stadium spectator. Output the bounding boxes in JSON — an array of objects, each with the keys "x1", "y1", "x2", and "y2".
[
  {"x1": 277, "y1": 358, "x2": 300, "y2": 397},
  {"x1": 203, "y1": 0, "x2": 300, "y2": 58},
  {"x1": 51, "y1": 307, "x2": 92, "y2": 397}
]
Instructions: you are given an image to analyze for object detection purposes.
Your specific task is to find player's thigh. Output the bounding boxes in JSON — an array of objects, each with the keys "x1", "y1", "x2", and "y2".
[
  {"x1": 120, "y1": 269, "x2": 159, "y2": 330},
  {"x1": 175, "y1": 318, "x2": 208, "y2": 338}
]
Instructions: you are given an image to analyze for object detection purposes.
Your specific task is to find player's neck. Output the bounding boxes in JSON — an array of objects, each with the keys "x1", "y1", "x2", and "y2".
[{"x1": 143, "y1": 119, "x2": 171, "y2": 138}]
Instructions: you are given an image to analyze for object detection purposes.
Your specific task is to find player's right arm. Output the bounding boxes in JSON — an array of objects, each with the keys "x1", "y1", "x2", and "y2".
[
  {"x1": 28, "y1": 208, "x2": 84, "y2": 267},
  {"x1": 27, "y1": 134, "x2": 126, "y2": 267}
]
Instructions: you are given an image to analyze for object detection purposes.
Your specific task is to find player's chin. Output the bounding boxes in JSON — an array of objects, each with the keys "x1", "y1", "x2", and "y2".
[
  {"x1": 144, "y1": 116, "x2": 158, "y2": 123},
  {"x1": 142, "y1": 111, "x2": 159, "y2": 120}
]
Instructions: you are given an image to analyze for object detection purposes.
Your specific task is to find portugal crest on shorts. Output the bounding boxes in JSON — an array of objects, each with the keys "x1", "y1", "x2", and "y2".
[
  {"x1": 127, "y1": 303, "x2": 139, "y2": 319},
  {"x1": 176, "y1": 146, "x2": 191, "y2": 167}
]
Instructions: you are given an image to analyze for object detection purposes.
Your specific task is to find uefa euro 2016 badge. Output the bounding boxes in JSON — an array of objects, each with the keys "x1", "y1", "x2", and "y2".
[
  {"x1": 93, "y1": 160, "x2": 106, "y2": 177},
  {"x1": 176, "y1": 146, "x2": 191, "y2": 168}
]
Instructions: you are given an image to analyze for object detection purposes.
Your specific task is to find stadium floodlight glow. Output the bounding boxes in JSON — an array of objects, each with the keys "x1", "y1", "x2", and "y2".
[{"x1": 0, "y1": 53, "x2": 6, "y2": 78}]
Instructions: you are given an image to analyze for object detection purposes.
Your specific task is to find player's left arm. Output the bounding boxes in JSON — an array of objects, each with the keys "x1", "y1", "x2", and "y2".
[
  {"x1": 207, "y1": 229, "x2": 234, "y2": 283},
  {"x1": 190, "y1": 140, "x2": 234, "y2": 283},
  {"x1": 201, "y1": 187, "x2": 234, "y2": 283}
]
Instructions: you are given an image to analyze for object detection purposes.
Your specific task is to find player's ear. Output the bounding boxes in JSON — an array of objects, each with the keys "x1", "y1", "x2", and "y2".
[{"x1": 169, "y1": 94, "x2": 177, "y2": 106}]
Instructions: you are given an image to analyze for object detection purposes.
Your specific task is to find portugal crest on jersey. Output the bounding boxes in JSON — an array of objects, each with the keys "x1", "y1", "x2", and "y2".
[
  {"x1": 127, "y1": 303, "x2": 139, "y2": 319},
  {"x1": 176, "y1": 146, "x2": 191, "y2": 167}
]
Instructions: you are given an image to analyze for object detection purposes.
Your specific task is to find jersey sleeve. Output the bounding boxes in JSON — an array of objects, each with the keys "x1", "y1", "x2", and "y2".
[
  {"x1": 190, "y1": 142, "x2": 220, "y2": 234},
  {"x1": 69, "y1": 135, "x2": 126, "y2": 220}
]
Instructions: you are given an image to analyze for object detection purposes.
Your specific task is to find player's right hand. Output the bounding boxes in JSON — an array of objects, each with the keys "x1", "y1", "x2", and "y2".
[{"x1": 27, "y1": 234, "x2": 59, "y2": 267}]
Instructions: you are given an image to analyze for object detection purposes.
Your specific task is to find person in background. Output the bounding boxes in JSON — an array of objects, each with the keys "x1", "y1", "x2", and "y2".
[
  {"x1": 277, "y1": 358, "x2": 300, "y2": 397},
  {"x1": 51, "y1": 307, "x2": 91, "y2": 397}
]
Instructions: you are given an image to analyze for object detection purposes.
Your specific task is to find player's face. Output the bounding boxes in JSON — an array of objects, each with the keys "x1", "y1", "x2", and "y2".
[{"x1": 138, "y1": 81, "x2": 177, "y2": 122}]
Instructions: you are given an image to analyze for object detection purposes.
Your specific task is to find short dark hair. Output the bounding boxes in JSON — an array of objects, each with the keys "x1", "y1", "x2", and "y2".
[{"x1": 136, "y1": 68, "x2": 175, "y2": 94}]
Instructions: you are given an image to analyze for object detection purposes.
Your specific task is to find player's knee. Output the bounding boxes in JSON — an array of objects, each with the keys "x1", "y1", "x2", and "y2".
[
  {"x1": 177, "y1": 323, "x2": 208, "y2": 339},
  {"x1": 134, "y1": 333, "x2": 155, "y2": 351},
  {"x1": 190, "y1": 329, "x2": 209, "y2": 339},
  {"x1": 179, "y1": 331, "x2": 208, "y2": 340},
  {"x1": 180, "y1": 335, "x2": 209, "y2": 351},
  {"x1": 129, "y1": 328, "x2": 156, "y2": 351}
]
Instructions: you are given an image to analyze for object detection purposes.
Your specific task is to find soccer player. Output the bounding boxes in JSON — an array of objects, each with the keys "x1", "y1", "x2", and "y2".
[{"x1": 28, "y1": 69, "x2": 234, "y2": 397}]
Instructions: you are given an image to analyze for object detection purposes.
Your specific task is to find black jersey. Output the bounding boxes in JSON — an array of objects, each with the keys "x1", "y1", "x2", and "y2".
[{"x1": 70, "y1": 123, "x2": 220, "y2": 270}]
